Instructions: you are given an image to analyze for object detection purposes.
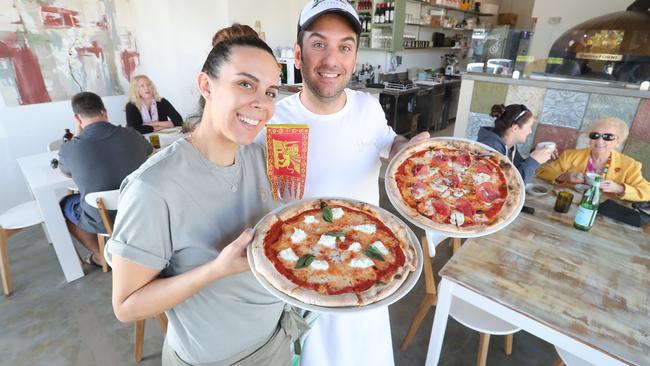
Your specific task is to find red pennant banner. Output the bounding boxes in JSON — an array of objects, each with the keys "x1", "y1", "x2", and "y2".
[{"x1": 266, "y1": 124, "x2": 309, "y2": 200}]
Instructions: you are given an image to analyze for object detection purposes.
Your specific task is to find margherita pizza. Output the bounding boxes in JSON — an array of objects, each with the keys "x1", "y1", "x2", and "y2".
[
  {"x1": 385, "y1": 138, "x2": 524, "y2": 234},
  {"x1": 251, "y1": 199, "x2": 419, "y2": 307}
]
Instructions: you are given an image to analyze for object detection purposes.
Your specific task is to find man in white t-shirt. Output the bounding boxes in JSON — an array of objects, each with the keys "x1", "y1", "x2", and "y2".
[{"x1": 257, "y1": 1, "x2": 429, "y2": 365}]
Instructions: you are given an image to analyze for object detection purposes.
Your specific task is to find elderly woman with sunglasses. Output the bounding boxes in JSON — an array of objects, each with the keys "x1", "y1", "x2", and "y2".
[
  {"x1": 537, "y1": 117, "x2": 650, "y2": 202},
  {"x1": 477, "y1": 104, "x2": 555, "y2": 183}
]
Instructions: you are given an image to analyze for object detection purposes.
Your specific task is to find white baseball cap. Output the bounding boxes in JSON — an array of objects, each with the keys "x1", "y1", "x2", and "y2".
[{"x1": 298, "y1": 0, "x2": 362, "y2": 35}]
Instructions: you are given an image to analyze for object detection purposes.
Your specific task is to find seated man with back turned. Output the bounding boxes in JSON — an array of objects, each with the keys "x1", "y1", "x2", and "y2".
[{"x1": 58, "y1": 91, "x2": 152, "y2": 266}]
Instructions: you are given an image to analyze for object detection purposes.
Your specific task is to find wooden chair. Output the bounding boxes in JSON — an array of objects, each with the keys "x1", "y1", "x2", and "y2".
[
  {"x1": 400, "y1": 236, "x2": 461, "y2": 350},
  {"x1": 0, "y1": 201, "x2": 44, "y2": 296},
  {"x1": 84, "y1": 189, "x2": 168, "y2": 362},
  {"x1": 401, "y1": 236, "x2": 518, "y2": 366},
  {"x1": 84, "y1": 190, "x2": 120, "y2": 272},
  {"x1": 553, "y1": 347, "x2": 597, "y2": 366}
]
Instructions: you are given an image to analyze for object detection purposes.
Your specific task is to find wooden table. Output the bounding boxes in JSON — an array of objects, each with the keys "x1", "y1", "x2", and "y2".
[{"x1": 426, "y1": 193, "x2": 650, "y2": 365}]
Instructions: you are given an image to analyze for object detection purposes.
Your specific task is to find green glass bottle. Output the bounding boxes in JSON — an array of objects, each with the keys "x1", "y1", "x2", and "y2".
[{"x1": 574, "y1": 175, "x2": 602, "y2": 231}]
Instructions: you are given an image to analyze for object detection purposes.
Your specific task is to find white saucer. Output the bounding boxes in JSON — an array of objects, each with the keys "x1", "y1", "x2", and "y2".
[{"x1": 526, "y1": 183, "x2": 550, "y2": 197}]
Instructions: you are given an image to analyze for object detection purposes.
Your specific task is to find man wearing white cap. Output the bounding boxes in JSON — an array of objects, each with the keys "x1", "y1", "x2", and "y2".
[{"x1": 257, "y1": 1, "x2": 429, "y2": 365}]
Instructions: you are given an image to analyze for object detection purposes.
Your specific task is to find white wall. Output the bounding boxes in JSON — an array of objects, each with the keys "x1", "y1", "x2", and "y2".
[
  {"x1": 129, "y1": 0, "x2": 229, "y2": 120},
  {"x1": 529, "y1": 0, "x2": 631, "y2": 59},
  {"x1": 499, "y1": 0, "x2": 535, "y2": 29},
  {"x1": 227, "y1": 0, "x2": 305, "y2": 51}
]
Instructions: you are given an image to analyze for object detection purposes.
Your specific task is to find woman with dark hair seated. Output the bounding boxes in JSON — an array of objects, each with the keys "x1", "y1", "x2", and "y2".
[{"x1": 476, "y1": 103, "x2": 555, "y2": 183}]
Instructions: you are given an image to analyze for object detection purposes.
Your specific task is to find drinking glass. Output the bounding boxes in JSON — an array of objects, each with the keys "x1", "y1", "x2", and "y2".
[
  {"x1": 554, "y1": 191, "x2": 574, "y2": 213},
  {"x1": 149, "y1": 134, "x2": 161, "y2": 149}
]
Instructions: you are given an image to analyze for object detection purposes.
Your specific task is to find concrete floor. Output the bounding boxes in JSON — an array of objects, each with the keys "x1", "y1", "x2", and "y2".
[{"x1": 1, "y1": 123, "x2": 558, "y2": 365}]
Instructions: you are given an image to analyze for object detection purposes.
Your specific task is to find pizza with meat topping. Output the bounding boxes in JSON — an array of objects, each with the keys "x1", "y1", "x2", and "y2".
[
  {"x1": 385, "y1": 138, "x2": 523, "y2": 234},
  {"x1": 251, "y1": 199, "x2": 419, "y2": 307}
]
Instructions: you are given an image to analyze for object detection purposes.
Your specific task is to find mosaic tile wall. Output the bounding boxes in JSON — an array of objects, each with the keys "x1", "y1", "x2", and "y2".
[{"x1": 465, "y1": 81, "x2": 650, "y2": 179}]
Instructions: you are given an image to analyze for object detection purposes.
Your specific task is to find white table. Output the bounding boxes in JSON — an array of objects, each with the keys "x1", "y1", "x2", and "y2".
[
  {"x1": 144, "y1": 127, "x2": 185, "y2": 149},
  {"x1": 426, "y1": 194, "x2": 649, "y2": 366},
  {"x1": 17, "y1": 151, "x2": 84, "y2": 282}
]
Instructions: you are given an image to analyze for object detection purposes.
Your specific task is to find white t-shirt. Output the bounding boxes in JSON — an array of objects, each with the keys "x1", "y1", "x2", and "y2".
[
  {"x1": 257, "y1": 88, "x2": 397, "y2": 366},
  {"x1": 257, "y1": 88, "x2": 396, "y2": 205}
]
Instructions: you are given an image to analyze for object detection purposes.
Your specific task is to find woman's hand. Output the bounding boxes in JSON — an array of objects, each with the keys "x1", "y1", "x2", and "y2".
[
  {"x1": 557, "y1": 171, "x2": 585, "y2": 184},
  {"x1": 152, "y1": 121, "x2": 174, "y2": 131},
  {"x1": 600, "y1": 180, "x2": 625, "y2": 196},
  {"x1": 112, "y1": 228, "x2": 254, "y2": 323},
  {"x1": 530, "y1": 146, "x2": 555, "y2": 164},
  {"x1": 210, "y1": 228, "x2": 253, "y2": 278}
]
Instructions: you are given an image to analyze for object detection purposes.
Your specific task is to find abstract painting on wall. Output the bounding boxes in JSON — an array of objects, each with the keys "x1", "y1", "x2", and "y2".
[{"x1": 0, "y1": 0, "x2": 138, "y2": 106}]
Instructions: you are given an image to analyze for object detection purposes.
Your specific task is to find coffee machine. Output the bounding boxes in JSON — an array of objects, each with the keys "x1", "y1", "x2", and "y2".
[{"x1": 442, "y1": 54, "x2": 459, "y2": 76}]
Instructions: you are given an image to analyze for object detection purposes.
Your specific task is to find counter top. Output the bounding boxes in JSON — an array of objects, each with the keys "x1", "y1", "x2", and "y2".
[
  {"x1": 414, "y1": 79, "x2": 462, "y2": 87},
  {"x1": 462, "y1": 73, "x2": 650, "y2": 98}
]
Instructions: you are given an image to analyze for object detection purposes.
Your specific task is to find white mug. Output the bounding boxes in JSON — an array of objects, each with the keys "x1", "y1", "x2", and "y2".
[{"x1": 536, "y1": 141, "x2": 556, "y2": 151}]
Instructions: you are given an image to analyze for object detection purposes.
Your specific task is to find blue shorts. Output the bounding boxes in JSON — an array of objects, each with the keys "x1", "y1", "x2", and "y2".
[{"x1": 60, "y1": 194, "x2": 82, "y2": 226}]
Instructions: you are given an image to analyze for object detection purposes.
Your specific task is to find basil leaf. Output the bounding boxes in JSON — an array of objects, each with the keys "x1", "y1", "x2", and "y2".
[
  {"x1": 295, "y1": 254, "x2": 315, "y2": 269},
  {"x1": 322, "y1": 206, "x2": 334, "y2": 223},
  {"x1": 364, "y1": 245, "x2": 385, "y2": 262},
  {"x1": 324, "y1": 230, "x2": 345, "y2": 238}
]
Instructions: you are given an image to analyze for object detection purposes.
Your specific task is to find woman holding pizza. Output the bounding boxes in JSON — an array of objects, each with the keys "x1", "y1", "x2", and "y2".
[
  {"x1": 105, "y1": 25, "x2": 307, "y2": 365},
  {"x1": 477, "y1": 103, "x2": 556, "y2": 183},
  {"x1": 537, "y1": 117, "x2": 650, "y2": 202}
]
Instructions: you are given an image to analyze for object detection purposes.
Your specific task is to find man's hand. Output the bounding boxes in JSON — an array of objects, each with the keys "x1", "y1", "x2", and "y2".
[{"x1": 388, "y1": 131, "x2": 431, "y2": 160}]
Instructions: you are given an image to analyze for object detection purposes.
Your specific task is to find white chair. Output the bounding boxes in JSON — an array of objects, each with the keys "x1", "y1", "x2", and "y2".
[
  {"x1": 47, "y1": 139, "x2": 64, "y2": 152},
  {"x1": 84, "y1": 190, "x2": 120, "y2": 273},
  {"x1": 401, "y1": 234, "x2": 519, "y2": 366},
  {"x1": 85, "y1": 189, "x2": 168, "y2": 362},
  {"x1": 0, "y1": 201, "x2": 44, "y2": 295},
  {"x1": 553, "y1": 347, "x2": 597, "y2": 366},
  {"x1": 449, "y1": 297, "x2": 520, "y2": 366}
]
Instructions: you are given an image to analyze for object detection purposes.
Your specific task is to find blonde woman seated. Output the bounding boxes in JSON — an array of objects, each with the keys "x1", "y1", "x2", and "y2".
[
  {"x1": 125, "y1": 74, "x2": 183, "y2": 134},
  {"x1": 537, "y1": 117, "x2": 650, "y2": 202}
]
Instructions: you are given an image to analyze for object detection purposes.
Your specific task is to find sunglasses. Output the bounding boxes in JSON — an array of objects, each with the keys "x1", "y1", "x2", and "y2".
[{"x1": 588, "y1": 132, "x2": 617, "y2": 141}]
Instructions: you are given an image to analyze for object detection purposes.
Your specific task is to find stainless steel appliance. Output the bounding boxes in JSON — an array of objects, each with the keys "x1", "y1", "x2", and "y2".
[{"x1": 443, "y1": 54, "x2": 459, "y2": 76}]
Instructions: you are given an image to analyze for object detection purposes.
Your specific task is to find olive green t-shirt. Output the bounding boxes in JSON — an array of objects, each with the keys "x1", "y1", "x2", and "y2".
[{"x1": 106, "y1": 139, "x2": 283, "y2": 364}]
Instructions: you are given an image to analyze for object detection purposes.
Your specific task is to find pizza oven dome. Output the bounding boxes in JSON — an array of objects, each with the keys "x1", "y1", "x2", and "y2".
[{"x1": 546, "y1": 0, "x2": 650, "y2": 82}]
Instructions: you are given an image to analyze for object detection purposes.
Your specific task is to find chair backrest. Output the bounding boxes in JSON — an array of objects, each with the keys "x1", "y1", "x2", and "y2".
[
  {"x1": 47, "y1": 139, "x2": 64, "y2": 152},
  {"x1": 85, "y1": 189, "x2": 119, "y2": 235}
]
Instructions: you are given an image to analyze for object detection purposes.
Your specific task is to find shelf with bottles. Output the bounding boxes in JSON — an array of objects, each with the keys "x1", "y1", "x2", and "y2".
[
  {"x1": 403, "y1": 46, "x2": 469, "y2": 50},
  {"x1": 371, "y1": 1, "x2": 396, "y2": 26},
  {"x1": 404, "y1": 23, "x2": 474, "y2": 31},
  {"x1": 359, "y1": 47, "x2": 393, "y2": 51},
  {"x1": 405, "y1": 0, "x2": 494, "y2": 16}
]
